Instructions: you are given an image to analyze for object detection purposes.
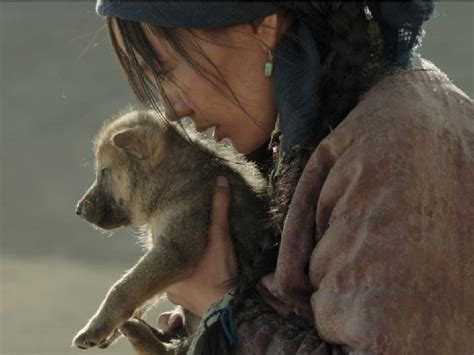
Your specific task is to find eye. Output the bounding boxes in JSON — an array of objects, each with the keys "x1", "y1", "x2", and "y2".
[
  {"x1": 155, "y1": 69, "x2": 169, "y2": 77},
  {"x1": 148, "y1": 68, "x2": 169, "y2": 81},
  {"x1": 100, "y1": 168, "x2": 109, "y2": 177},
  {"x1": 141, "y1": 61, "x2": 169, "y2": 79}
]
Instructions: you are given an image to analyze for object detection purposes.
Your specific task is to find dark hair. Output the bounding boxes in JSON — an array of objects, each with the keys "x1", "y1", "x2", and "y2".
[
  {"x1": 267, "y1": 2, "x2": 395, "y2": 241},
  {"x1": 105, "y1": 3, "x2": 431, "y2": 353}
]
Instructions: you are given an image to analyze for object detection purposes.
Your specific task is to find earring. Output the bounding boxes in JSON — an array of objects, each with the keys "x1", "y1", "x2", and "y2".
[{"x1": 264, "y1": 49, "x2": 274, "y2": 77}]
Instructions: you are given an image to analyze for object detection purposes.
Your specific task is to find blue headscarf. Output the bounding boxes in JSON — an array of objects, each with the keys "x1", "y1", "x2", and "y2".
[{"x1": 96, "y1": 1, "x2": 434, "y2": 154}]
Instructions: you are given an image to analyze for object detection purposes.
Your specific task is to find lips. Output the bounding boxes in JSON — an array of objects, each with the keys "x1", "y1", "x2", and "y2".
[
  {"x1": 195, "y1": 124, "x2": 218, "y2": 133},
  {"x1": 194, "y1": 124, "x2": 225, "y2": 142},
  {"x1": 213, "y1": 125, "x2": 225, "y2": 142}
]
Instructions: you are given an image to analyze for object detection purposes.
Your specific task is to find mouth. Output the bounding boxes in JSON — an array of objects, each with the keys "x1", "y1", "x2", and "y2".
[
  {"x1": 78, "y1": 200, "x2": 131, "y2": 230},
  {"x1": 212, "y1": 125, "x2": 225, "y2": 142},
  {"x1": 96, "y1": 216, "x2": 130, "y2": 230},
  {"x1": 195, "y1": 124, "x2": 225, "y2": 142},
  {"x1": 195, "y1": 124, "x2": 218, "y2": 133}
]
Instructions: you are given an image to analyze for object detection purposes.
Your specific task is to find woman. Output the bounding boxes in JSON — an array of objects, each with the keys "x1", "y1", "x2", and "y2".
[{"x1": 94, "y1": 1, "x2": 474, "y2": 354}]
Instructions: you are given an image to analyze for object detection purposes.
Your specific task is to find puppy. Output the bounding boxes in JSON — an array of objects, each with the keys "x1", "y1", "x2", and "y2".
[{"x1": 72, "y1": 109, "x2": 272, "y2": 352}]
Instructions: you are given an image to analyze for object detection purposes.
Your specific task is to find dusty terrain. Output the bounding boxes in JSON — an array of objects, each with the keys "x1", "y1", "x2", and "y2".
[{"x1": 1, "y1": 255, "x2": 173, "y2": 355}]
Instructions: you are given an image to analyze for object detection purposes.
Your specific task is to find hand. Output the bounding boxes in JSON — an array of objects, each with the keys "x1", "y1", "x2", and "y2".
[{"x1": 165, "y1": 176, "x2": 238, "y2": 317}]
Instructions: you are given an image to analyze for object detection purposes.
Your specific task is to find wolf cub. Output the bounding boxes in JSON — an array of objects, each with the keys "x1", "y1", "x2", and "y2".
[{"x1": 72, "y1": 110, "x2": 272, "y2": 351}]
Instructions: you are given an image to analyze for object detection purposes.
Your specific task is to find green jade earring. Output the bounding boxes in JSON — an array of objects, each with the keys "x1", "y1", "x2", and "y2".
[{"x1": 264, "y1": 49, "x2": 274, "y2": 77}]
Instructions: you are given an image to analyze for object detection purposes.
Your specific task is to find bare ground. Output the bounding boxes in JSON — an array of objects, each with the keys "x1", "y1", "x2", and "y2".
[{"x1": 0, "y1": 255, "x2": 173, "y2": 355}]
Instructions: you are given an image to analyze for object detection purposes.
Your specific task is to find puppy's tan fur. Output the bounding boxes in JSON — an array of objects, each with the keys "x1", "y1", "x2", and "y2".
[{"x1": 72, "y1": 109, "x2": 271, "y2": 352}]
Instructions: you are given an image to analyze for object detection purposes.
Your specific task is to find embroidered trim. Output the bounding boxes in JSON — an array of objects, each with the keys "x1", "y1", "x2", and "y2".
[
  {"x1": 186, "y1": 290, "x2": 235, "y2": 354},
  {"x1": 203, "y1": 305, "x2": 238, "y2": 345}
]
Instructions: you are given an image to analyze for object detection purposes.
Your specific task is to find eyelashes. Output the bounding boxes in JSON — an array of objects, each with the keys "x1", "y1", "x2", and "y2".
[
  {"x1": 143, "y1": 65, "x2": 169, "y2": 81},
  {"x1": 155, "y1": 69, "x2": 169, "y2": 77}
]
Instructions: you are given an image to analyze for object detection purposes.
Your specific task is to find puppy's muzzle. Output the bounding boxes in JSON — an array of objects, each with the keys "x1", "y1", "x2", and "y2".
[
  {"x1": 76, "y1": 201, "x2": 83, "y2": 216},
  {"x1": 76, "y1": 199, "x2": 93, "y2": 217}
]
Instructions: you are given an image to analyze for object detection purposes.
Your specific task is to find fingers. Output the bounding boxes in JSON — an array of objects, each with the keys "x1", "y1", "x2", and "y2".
[
  {"x1": 209, "y1": 176, "x2": 231, "y2": 234},
  {"x1": 157, "y1": 311, "x2": 183, "y2": 333},
  {"x1": 120, "y1": 319, "x2": 167, "y2": 355}
]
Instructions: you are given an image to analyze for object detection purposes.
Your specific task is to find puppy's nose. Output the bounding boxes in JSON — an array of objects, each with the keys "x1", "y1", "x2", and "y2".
[{"x1": 75, "y1": 201, "x2": 83, "y2": 216}]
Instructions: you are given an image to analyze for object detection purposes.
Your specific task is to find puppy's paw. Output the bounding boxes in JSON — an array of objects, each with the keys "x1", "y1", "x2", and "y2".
[
  {"x1": 72, "y1": 322, "x2": 115, "y2": 350},
  {"x1": 97, "y1": 329, "x2": 122, "y2": 349},
  {"x1": 119, "y1": 319, "x2": 170, "y2": 354}
]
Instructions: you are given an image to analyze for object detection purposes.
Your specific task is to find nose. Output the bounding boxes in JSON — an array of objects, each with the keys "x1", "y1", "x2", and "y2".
[
  {"x1": 165, "y1": 99, "x2": 194, "y2": 122},
  {"x1": 75, "y1": 201, "x2": 83, "y2": 216}
]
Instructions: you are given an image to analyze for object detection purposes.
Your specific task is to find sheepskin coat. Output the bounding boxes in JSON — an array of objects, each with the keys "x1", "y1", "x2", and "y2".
[{"x1": 233, "y1": 59, "x2": 474, "y2": 354}]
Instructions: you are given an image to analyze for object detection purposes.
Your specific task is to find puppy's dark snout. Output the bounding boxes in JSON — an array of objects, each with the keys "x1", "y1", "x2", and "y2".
[{"x1": 76, "y1": 201, "x2": 83, "y2": 216}]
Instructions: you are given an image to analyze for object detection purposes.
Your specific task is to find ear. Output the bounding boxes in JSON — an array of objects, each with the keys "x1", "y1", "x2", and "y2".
[
  {"x1": 251, "y1": 11, "x2": 295, "y2": 54},
  {"x1": 111, "y1": 128, "x2": 147, "y2": 159}
]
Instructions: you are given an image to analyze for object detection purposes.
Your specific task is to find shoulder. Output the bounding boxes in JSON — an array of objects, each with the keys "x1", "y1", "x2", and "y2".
[
  {"x1": 312, "y1": 59, "x2": 474, "y2": 164},
  {"x1": 296, "y1": 59, "x2": 474, "y2": 231}
]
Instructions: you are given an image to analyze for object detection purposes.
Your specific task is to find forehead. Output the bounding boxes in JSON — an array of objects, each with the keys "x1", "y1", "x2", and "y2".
[{"x1": 95, "y1": 135, "x2": 115, "y2": 161}]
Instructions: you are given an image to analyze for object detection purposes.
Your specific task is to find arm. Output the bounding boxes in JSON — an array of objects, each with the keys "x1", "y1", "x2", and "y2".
[
  {"x1": 233, "y1": 308, "x2": 340, "y2": 354},
  {"x1": 260, "y1": 88, "x2": 474, "y2": 354},
  {"x1": 300, "y1": 114, "x2": 473, "y2": 353}
]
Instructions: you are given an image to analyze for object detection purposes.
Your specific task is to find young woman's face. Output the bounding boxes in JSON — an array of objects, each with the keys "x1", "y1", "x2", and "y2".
[{"x1": 112, "y1": 19, "x2": 283, "y2": 154}]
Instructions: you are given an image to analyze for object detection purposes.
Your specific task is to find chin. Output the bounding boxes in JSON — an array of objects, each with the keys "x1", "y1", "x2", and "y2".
[
  {"x1": 96, "y1": 215, "x2": 130, "y2": 230},
  {"x1": 231, "y1": 137, "x2": 268, "y2": 155},
  {"x1": 231, "y1": 141, "x2": 252, "y2": 155}
]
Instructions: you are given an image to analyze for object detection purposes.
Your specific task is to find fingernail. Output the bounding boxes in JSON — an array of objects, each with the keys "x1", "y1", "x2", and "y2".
[
  {"x1": 167, "y1": 313, "x2": 179, "y2": 326},
  {"x1": 216, "y1": 176, "x2": 229, "y2": 187}
]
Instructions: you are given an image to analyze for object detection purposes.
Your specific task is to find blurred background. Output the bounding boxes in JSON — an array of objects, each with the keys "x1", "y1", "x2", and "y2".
[{"x1": 0, "y1": 2, "x2": 472, "y2": 355}]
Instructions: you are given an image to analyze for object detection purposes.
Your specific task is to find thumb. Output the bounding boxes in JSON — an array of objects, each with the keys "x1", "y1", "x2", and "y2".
[
  {"x1": 157, "y1": 311, "x2": 183, "y2": 332},
  {"x1": 119, "y1": 319, "x2": 166, "y2": 355}
]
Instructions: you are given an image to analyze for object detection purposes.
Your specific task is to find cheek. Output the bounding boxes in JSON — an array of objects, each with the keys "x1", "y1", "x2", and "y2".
[
  {"x1": 110, "y1": 173, "x2": 132, "y2": 202},
  {"x1": 174, "y1": 58, "x2": 235, "y2": 113},
  {"x1": 178, "y1": 70, "x2": 218, "y2": 114}
]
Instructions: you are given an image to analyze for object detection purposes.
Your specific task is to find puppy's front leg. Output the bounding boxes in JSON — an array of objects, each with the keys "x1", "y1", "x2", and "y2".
[{"x1": 73, "y1": 245, "x2": 193, "y2": 350}]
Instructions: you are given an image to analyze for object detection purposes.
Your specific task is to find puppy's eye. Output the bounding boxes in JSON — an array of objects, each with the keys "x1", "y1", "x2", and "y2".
[{"x1": 100, "y1": 168, "x2": 109, "y2": 177}]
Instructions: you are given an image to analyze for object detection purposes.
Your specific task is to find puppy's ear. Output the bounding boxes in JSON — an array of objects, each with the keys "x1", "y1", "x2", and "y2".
[{"x1": 111, "y1": 128, "x2": 147, "y2": 159}]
